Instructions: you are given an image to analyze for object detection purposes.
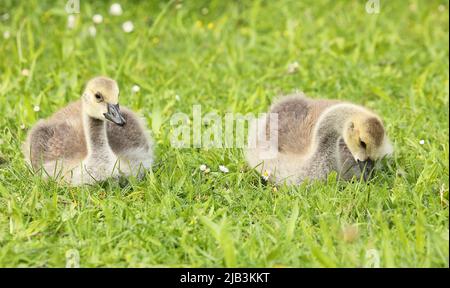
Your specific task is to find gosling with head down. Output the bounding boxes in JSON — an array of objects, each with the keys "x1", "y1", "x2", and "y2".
[
  {"x1": 23, "y1": 76, "x2": 154, "y2": 186},
  {"x1": 246, "y1": 93, "x2": 393, "y2": 184}
]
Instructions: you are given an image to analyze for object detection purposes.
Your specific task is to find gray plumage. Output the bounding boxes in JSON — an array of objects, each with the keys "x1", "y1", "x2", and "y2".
[
  {"x1": 246, "y1": 93, "x2": 393, "y2": 184},
  {"x1": 23, "y1": 77, "x2": 154, "y2": 185}
]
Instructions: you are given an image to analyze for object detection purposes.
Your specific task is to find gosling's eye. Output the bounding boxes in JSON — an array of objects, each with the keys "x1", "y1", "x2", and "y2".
[
  {"x1": 360, "y1": 140, "x2": 367, "y2": 149},
  {"x1": 94, "y1": 92, "x2": 103, "y2": 102}
]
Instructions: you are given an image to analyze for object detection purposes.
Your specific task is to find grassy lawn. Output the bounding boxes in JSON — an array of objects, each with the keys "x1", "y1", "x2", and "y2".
[{"x1": 0, "y1": 0, "x2": 448, "y2": 267}]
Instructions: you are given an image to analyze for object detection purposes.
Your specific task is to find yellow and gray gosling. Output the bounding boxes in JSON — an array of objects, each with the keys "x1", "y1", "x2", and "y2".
[
  {"x1": 23, "y1": 76, "x2": 154, "y2": 185},
  {"x1": 246, "y1": 93, "x2": 393, "y2": 185}
]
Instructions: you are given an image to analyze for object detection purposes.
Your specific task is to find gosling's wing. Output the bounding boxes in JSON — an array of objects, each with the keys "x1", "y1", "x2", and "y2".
[
  {"x1": 106, "y1": 107, "x2": 153, "y2": 156},
  {"x1": 24, "y1": 120, "x2": 86, "y2": 169},
  {"x1": 268, "y1": 94, "x2": 340, "y2": 155}
]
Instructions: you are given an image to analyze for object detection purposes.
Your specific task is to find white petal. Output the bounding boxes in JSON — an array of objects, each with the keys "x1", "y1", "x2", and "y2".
[
  {"x1": 122, "y1": 21, "x2": 134, "y2": 33},
  {"x1": 219, "y1": 165, "x2": 229, "y2": 173},
  {"x1": 3, "y1": 31, "x2": 10, "y2": 39},
  {"x1": 88, "y1": 26, "x2": 97, "y2": 37},
  {"x1": 110, "y1": 3, "x2": 123, "y2": 16},
  {"x1": 131, "y1": 85, "x2": 140, "y2": 93},
  {"x1": 93, "y1": 14, "x2": 103, "y2": 24}
]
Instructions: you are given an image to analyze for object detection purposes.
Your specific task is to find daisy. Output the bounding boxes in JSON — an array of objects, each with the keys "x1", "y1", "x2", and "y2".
[
  {"x1": 219, "y1": 165, "x2": 229, "y2": 173},
  {"x1": 93, "y1": 14, "x2": 103, "y2": 24},
  {"x1": 33, "y1": 105, "x2": 40, "y2": 112},
  {"x1": 88, "y1": 26, "x2": 97, "y2": 37},
  {"x1": 131, "y1": 85, "x2": 140, "y2": 93},
  {"x1": 262, "y1": 170, "x2": 271, "y2": 181},
  {"x1": 122, "y1": 21, "x2": 134, "y2": 33},
  {"x1": 110, "y1": 3, "x2": 123, "y2": 16},
  {"x1": 419, "y1": 139, "x2": 425, "y2": 145},
  {"x1": 21, "y1": 69, "x2": 30, "y2": 77}
]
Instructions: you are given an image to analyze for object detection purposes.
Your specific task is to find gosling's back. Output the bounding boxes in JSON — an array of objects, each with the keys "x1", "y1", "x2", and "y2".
[
  {"x1": 24, "y1": 101, "x2": 152, "y2": 170},
  {"x1": 269, "y1": 94, "x2": 341, "y2": 155}
]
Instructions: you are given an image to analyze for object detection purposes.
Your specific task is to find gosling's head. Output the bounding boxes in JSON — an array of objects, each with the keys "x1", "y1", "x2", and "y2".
[
  {"x1": 343, "y1": 114, "x2": 393, "y2": 179},
  {"x1": 82, "y1": 76, "x2": 126, "y2": 126}
]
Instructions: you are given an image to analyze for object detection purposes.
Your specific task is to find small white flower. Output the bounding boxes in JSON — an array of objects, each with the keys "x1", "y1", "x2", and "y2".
[
  {"x1": 122, "y1": 21, "x2": 134, "y2": 33},
  {"x1": 175, "y1": 94, "x2": 181, "y2": 101},
  {"x1": 262, "y1": 170, "x2": 271, "y2": 181},
  {"x1": 201, "y1": 7, "x2": 209, "y2": 15},
  {"x1": 131, "y1": 85, "x2": 140, "y2": 93},
  {"x1": 33, "y1": 105, "x2": 40, "y2": 112},
  {"x1": 110, "y1": 3, "x2": 123, "y2": 16},
  {"x1": 88, "y1": 26, "x2": 97, "y2": 37},
  {"x1": 419, "y1": 139, "x2": 425, "y2": 145},
  {"x1": 67, "y1": 15, "x2": 76, "y2": 29},
  {"x1": 21, "y1": 69, "x2": 30, "y2": 76},
  {"x1": 20, "y1": 124, "x2": 26, "y2": 130},
  {"x1": 287, "y1": 61, "x2": 300, "y2": 74},
  {"x1": 175, "y1": 3, "x2": 183, "y2": 9},
  {"x1": 3, "y1": 30, "x2": 10, "y2": 39},
  {"x1": 93, "y1": 14, "x2": 103, "y2": 24},
  {"x1": 219, "y1": 165, "x2": 229, "y2": 173},
  {"x1": 199, "y1": 164, "x2": 207, "y2": 171}
]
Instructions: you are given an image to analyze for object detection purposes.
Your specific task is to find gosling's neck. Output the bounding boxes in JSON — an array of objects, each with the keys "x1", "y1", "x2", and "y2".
[{"x1": 81, "y1": 104, "x2": 112, "y2": 159}]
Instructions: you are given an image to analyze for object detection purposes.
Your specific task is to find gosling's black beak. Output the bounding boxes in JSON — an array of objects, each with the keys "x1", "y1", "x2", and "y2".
[
  {"x1": 357, "y1": 159, "x2": 375, "y2": 181},
  {"x1": 104, "y1": 104, "x2": 126, "y2": 126}
]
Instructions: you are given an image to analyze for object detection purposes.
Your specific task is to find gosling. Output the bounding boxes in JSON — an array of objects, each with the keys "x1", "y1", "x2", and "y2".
[
  {"x1": 23, "y1": 76, "x2": 154, "y2": 185},
  {"x1": 246, "y1": 93, "x2": 393, "y2": 185}
]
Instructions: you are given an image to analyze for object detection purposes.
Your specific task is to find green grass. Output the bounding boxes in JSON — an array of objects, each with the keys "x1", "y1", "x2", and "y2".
[{"x1": 0, "y1": 0, "x2": 448, "y2": 267}]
